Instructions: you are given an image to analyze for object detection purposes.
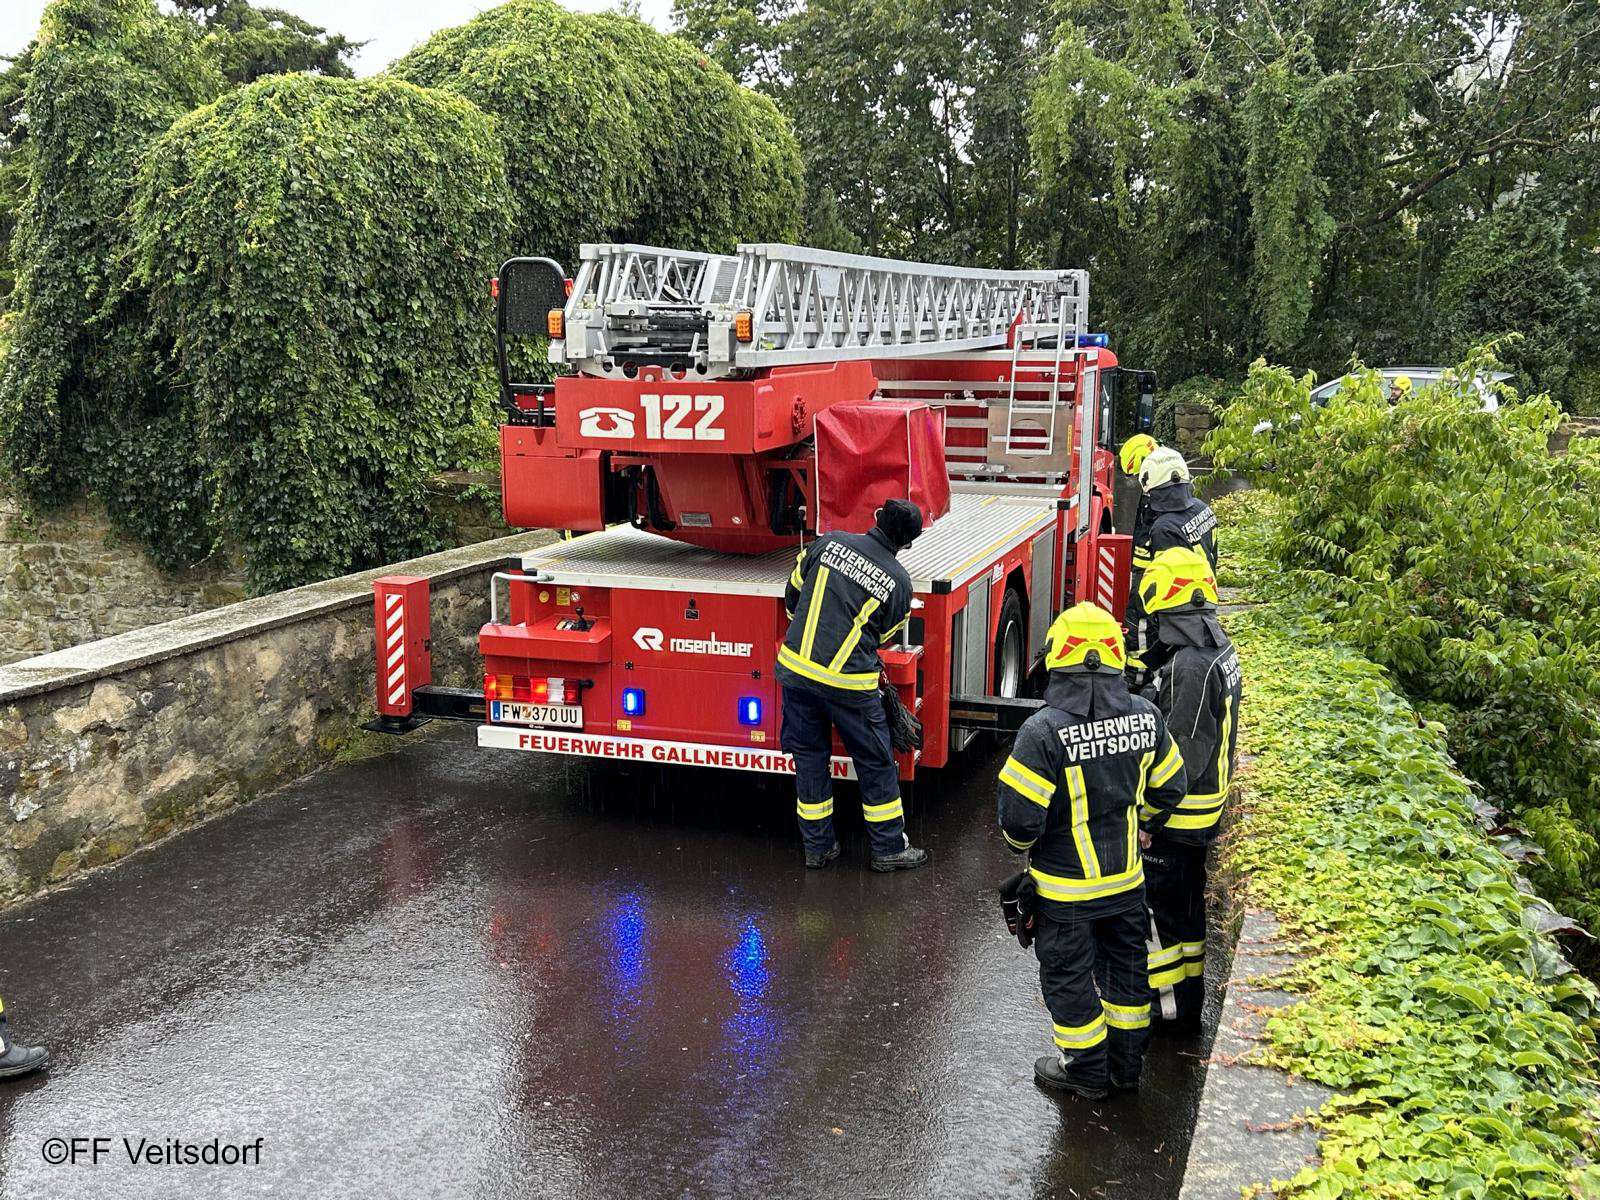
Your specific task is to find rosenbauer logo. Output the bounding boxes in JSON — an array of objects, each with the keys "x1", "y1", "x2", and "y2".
[{"x1": 632, "y1": 626, "x2": 753, "y2": 658}]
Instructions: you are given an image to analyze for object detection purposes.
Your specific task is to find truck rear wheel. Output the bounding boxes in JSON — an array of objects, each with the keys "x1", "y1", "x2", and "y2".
[{"x1": 994, "y1": 588, "x2": 1025, "y2": 699}]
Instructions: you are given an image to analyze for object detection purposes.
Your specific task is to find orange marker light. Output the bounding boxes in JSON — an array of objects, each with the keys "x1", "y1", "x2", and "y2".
[
  {"x1": 734, "y1": 309, "x2": 754, "y2": 343},
  {"x1": 547, "y1": 309, "x2": 565, "y2": 338}
]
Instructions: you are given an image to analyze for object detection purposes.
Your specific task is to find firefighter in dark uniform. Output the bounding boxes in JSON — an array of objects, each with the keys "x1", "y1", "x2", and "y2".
[
  {"x1": 0, "y1": 997, "x2": 47, "y2": 1080},
  {"x1": 1137, "y1": 547, "x2": 1241, "y2": 1031},
  {"x1": 1127, "y1": 446, "x2": 1218, "y2": 678},
  {"x1": 997, "y1": 602, "x2": 1187, "y2": 1097},
  {"x1": 778, "y1": 499, "x2": 931, "y2": 872}
]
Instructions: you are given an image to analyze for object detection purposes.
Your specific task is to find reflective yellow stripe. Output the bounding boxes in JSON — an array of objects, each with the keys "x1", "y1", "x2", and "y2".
[
  {"x1": 799, "y1": 566, "x2": 830, "y2": 658},
  {"x1": 863, "y1": 798, "x2": 904, "y2": 823},
  {"x1": 1181, "y1": 940, "x2": 1206, "y2": 959},
  {"x1": 1001, "y1": 829, "x2": 1036, "y2": 851},
  {"x1": 829, "y1": 597, "x2": 881, "y2": 672},
  {"x1": 1030, "y1": 863, "x2": 1143, "y2": 902},
  {"x1": 1149, "y1": 964, "x2": 1186, "y2": 989},
  {"x1": 1102, "y1": 1000, "x2": 1151, "y2": 1030},
  {"x1": 1148, "y1": 944, "x2": 1183, "y2": 968},
  {"x1": 1066, "y1": 766, "x2": 1101, "y2": 879},
  {"x1": 1167, "y1": 808, "x2": 1223, "y2": 831},
  {"x1": 1000, "y1": 758, "x2": 1054, "y2": 809},
  {"x1": 1184, "y1": 961, "x2": 1205, "y2": 978},
  {"x1": 789, "y1": 546, "x2": 807, "y2": 589},
  {"x1": 1136, "y1": 750, "x2": 1156, "y2": 821},
  {"x1": 1132, "y1": 547, "x2": 1154, "y2": 565},
  {"x1": 882, "y1": 614, "x2": 909, "y2": 640},
  {"x1": 796, "y1": 797, "x2": 834, "y2": 820},
  {"x1": 1177, "y1": 699, "x2": 1236, "y2": 806},
  {"x1": 1125, "y1": 805, "x2": 1137, "y2": 869},
  {"x1": 1053, "y1": 1016, "x2": 1107, "y2": 1049},
  {"x1": 1148, "y1": 741, "x2": 1182, "y2": 788},
  {"x1": 1179, "y1": 792, "x2": 1227, "y2": 810},
  {"x1": 777, "y1": 644, "x2": 879, "y2": 691}
]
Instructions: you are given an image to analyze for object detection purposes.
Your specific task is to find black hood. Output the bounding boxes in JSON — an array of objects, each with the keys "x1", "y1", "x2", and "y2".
[
  {"x1": 1156, "y1": 608, "x2": 1228, "y2": 648},
  {"x1": 1145, "y1": 480, "x2": 1196, "y2": 514},
  {"x1": 1044, "y1": 671, "x2": 1131, "y2": 719}
]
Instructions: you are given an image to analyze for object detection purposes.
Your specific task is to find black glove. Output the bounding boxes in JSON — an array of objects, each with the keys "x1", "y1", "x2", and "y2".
[
  {"x1": 998, "y1": 870, "x2": 1037, "y2": 949},
  {"x1": 880, "y1": 679, "x2": 923, "y2": 753}
]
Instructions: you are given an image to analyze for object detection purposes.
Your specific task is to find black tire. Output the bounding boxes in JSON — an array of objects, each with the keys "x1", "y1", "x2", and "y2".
[{"x1": 994, "y1": 588, "x2": 1026, "y2": 700}]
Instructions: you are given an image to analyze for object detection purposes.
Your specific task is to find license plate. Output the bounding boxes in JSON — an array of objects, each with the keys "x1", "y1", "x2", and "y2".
[{"x1": 490, "y1": 701, "x2": 583, "y2": 729}]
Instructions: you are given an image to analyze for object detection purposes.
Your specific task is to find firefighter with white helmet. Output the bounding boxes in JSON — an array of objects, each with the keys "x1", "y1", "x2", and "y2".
[
  {"x1": 1127, "y1": 446, "x2": 1218, "y2": 677},
  {"x1": 996, "y1": 602, "x2": 1187, "y2": 1098},
  {"x1": 1135, "y1": 547, "x2": 1241, "y2": 1031}
]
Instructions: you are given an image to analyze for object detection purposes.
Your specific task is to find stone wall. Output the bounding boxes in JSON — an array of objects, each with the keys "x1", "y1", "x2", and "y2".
[
  {"x1": 0, "y1": 529, "x2": 552, "y2": 906},
  {"x1": 0, "y1": 494, "x2": 247, "y2": 665},
  {"x1": 1173, "y1": 399, "x2": 1219, "y2": 461}
]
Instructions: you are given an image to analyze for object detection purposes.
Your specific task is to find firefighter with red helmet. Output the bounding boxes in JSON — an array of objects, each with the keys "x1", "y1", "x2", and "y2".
[
  {"x1": 997, "y1": 602, "x2": 1187, "y2": 1097},
  {"x1": 778, "y1": 499, "x2": 932, "y2": 872},
  {"x1": 0, "y1": 997, "x2": 47, "y2": 1080},
  {"x1": 1136, "y1": 547, "x2": 1241, "y2": 1031}
]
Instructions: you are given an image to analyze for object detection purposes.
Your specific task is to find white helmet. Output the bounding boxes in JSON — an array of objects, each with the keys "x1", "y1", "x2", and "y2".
[{"x1": 1139, "y1": 446, "x2": 1190, "y2": 493}]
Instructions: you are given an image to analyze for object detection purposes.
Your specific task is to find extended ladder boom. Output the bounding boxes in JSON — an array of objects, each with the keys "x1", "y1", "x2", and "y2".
[{"x1": 554, "y1": 242, "x2": 1088, "y2": 379}]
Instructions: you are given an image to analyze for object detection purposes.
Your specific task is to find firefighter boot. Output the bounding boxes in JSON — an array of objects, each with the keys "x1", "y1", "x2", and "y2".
[
  {"x1": 870, "y1": 835, "x2": 931, "y2": 873},
  {"x1": 1034, "y1": 1052, "x2": 1109, "y2": 1100},
  {"x1": 0, "y1": 1038, "x2": 47, "y2": 1081},
  {"x1": 805, "y1": 841, "x2": 842, "y2": 869}
]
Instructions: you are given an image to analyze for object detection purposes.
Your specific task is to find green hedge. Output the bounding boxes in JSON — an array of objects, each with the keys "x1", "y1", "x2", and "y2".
[
  {"x1": 0, "y1": 0, "x2": 221, "y2": 503},
  {"x1": 130, "y1": 74, "x2": 513, "y2": 591},
  {"x1": 1208, "y1": 352, "x2": 1600, "y2": 938},
  {"x1": 390, "y1": 0, "x2": 803, "y2": 266},
  {"x1": 1217, "y1": 490, "x2": 1600, "y2": 1199}
]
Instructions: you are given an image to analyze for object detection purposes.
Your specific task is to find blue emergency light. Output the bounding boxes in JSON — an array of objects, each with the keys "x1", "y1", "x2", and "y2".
[
  {"x1": 1076, "y1": 332, "x2": 1110, "y2": 348},
  {"x1": 622, "y1": 688, "x2": 646, "y2": 717},
  {"x1": 738, "y1": 696, "x2": 763, "y2": 727}
]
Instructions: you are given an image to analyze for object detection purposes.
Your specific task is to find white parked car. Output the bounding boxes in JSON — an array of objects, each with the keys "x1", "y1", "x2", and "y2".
[
  {"x1": 1308, "y1": 366, "x2": 1510, "y2": 411},
  {"x1": 1255, "y1": 366, "x2": 1510, "y2": 433}
]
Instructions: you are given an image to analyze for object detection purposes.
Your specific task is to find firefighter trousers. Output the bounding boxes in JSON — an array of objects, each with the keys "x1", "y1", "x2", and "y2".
[
  {"x1": 1033, "y1": 890, "x2": 1152, "y2": 1089},
  {"x1": 780, "y1": 683, "x2": 906, "y2": 858},
  {"x1": 1145, "y1": 840, "x2": 1208, "y2": 1028}
]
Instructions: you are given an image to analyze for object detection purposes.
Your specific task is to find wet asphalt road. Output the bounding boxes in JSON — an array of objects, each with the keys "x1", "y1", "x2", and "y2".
[{"x1": 0, "y1": 729, "x2": 1218, "y2": 1200}]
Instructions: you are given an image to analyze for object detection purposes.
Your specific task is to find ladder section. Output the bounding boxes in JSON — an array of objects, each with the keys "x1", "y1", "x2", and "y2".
[{"x1": 554, "y1": 242, "x2": 1088, "y2": 380}]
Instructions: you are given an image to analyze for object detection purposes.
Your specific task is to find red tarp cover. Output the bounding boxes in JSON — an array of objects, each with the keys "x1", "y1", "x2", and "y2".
[{"x1": 815, "y1": 400, "x2": 952, "y2": 536}]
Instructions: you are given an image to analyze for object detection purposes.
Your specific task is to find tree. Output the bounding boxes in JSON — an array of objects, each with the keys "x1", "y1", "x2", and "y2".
[
  {"x1": 172, "y1": 0, "x2": 360, "y2": 83},
  {"x1": 1029, "y1": 0, "x2": 1600, "y2": 384},
  {"x1": 673, "y1": 0, "x2": 1051, "y2": 265}
]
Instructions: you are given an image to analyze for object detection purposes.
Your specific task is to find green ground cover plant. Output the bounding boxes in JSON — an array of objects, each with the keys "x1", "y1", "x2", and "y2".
[{"x1": 1215, "y1": 489, "x2": 1600, "y2": 1199}]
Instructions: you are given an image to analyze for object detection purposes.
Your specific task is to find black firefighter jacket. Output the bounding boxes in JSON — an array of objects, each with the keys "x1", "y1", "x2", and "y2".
[
  {"x1": 998, "y1": 674, "x2": 1188, "y2": 907},
  {"x1": 778, "y1": 527, "x2": 912, "y2": 694},
  {"x1": 1148, "y1": 616, "x2": 1242, "y2": 846}
]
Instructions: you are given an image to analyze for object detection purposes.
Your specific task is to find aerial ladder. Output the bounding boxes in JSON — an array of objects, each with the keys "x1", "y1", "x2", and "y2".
[{"x1": 374, "y1": 242, "x2": 1156, "y2": 785}]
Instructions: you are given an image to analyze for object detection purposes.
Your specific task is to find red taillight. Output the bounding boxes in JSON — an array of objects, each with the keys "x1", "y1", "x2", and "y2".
[
  {"x1": 563, "y1": 277, "x2": 573, "y2": 297},
  {"x1": 491, "y1": 276, "x2": 500, "y2": 299},
  {"x1": 485, "y1": 673, "x2": 580, "y2": 705}
]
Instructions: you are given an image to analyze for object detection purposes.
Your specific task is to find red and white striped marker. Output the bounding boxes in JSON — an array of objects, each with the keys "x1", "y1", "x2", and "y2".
[{"x1": 373, "y1": 576, "x2": 432, "y2": 717}]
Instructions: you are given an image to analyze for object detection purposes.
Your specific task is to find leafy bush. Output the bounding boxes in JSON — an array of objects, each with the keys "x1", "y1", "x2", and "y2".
[
  {"x1": 1432, "y1": 204, "x2": 1596, "y2": 409},
  {"x1": 390, "y1": 0, "x2": 802, "y2": 266},
  {"x1": 0, "y1": 0, "x2": 221, "y2": 502},
  {"x1": 1209, "y1": 351, "x2": 1600, "y2": 933},
  {"x1": 130, "y1": 74, "x2": 513, "y2": 591},
  {"x1": 1219, "y1": 572, "x2": 1600, "y2": 1198}
]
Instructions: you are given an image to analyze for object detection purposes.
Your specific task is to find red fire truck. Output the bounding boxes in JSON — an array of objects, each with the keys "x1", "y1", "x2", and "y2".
[{"x1": 371, "y1": 243, "x2": 1155, "y2": 787}]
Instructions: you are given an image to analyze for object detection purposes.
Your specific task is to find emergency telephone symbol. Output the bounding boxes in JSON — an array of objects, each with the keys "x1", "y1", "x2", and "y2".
[
  {"x1": 633, "y1": 627, "x2": 665, "y2": 651},
  {"x1": 579, "y1": 406, "x2": 636, "y2": 438}
]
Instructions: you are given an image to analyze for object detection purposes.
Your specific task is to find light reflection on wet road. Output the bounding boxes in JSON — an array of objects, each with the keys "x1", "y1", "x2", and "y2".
[{"x1": 0, "y1": 729, "x2": 1218, "y2": 1199}]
